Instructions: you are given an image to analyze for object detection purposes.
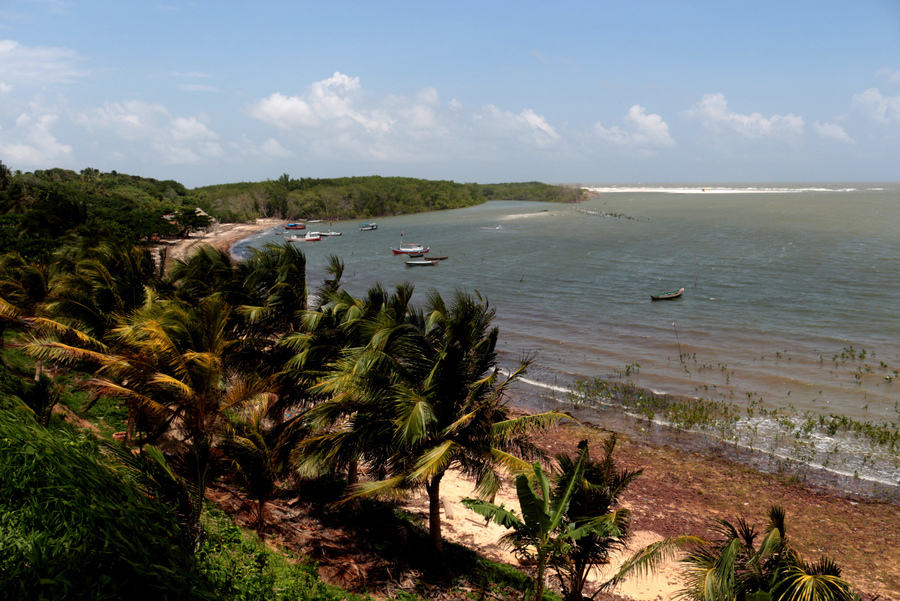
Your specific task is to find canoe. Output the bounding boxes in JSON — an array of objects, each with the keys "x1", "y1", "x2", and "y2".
[
  {"x1": 650, "y1": 287, "x2": 684, "y2": 301},
  {"x1": 405, "y1": 260, "x2": 439, "y2": 267}
]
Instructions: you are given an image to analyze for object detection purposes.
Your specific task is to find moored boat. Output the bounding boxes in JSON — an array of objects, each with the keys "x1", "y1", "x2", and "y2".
[
  {"x1": 358, "y1": 222, "x2": 378, "y2": 231},
  {"x1": 284, "y1": 223, "x2": 306, "y2": 230},
  {"x1": 405, "y1": 259, "x2": 439, "y2": 267},
  {"x1": 424, "y1": 256, "x2": 448, "y2": 261},
  {"x1": 392, "y1": 243, "x2": 430, "y2": 255},
  {"x1": 288, "y1": 232, "x2": 321, "y2": 242},
  {"x1": 650, "y1": 287, "x2": 684, "y2": 300},
  {"x1": 391, "y1": 230, "x2": 430, "y2": 255}
]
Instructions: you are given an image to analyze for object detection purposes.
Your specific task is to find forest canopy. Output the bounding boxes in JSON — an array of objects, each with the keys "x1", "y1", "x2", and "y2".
[{"x1": 0, "y1": 161, "x2": 585, "y2": 259}]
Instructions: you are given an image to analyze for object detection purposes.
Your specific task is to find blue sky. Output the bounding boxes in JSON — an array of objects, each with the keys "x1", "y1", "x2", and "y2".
[{"x1": 1, "y1": 1, "x2": 899, "y2": 187}]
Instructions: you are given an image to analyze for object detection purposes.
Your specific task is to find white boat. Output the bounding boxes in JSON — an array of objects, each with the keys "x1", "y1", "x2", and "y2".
[
  {"x1": 288, "y1": 232, "x2": 321, "y2": 242},
  {"x1": 319, "y1": 230, "x2": 342, "y2": 237},
  {"x1": 358, "y1": 222, "x2": 377, "y2": 231},
  {"x1": 392, "y1": 243, "x2": 430, "y2": 255}
]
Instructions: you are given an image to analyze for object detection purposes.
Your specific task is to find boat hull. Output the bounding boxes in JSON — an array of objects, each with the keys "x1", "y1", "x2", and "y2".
[
  {"x1": 405, "y1": 260, "x2": 439, "y2": 267},
  {"x1": 650, "y1": 287, "x2": 684, "y2": 300}
]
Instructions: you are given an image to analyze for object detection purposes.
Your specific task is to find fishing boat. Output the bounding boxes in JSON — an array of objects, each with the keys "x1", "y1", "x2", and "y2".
[
  {"x1": 284, "y1": 223, "x2": 306, "y2": 230},
  {"x1": 405, "y1": 259, "x2": 439, "y2": 267},
  {"x1": 358, "y1": 222, "x2": 378, "y2": 231},
  {"x1": 392, "y1": 243, "x2": 430, "y2": 255},
  {"x1": 424, "y1": 256, "x2": 448, "y2": 261},
  {"x1": 391, "y1": 230, "x2": 429, "y2": 255},
  {"x1": 650, "y1": 287, "x2": 684, "y2": 301},
  {"x1": 307, "y1": 219, "x2": 324, "y2": 224},
  {"x1": 319, "y1": 230, "x2": 342, "y2": 237},
  {"x1": 287, "y1": 232, "x2": 321, "y2": 242}
]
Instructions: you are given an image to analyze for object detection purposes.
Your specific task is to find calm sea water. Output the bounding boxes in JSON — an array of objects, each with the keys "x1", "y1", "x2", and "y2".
[{"x1": 233, "y1": 184, "x2": 900, "y2": 490}]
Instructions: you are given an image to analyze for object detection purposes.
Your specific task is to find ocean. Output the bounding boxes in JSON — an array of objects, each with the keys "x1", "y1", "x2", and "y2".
[{"x1": 232, "y1": 184, "x2": 900, "y2": 495}]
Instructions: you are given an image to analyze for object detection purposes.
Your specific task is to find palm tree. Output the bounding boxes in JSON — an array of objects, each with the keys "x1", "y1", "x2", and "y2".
[
  {"x1": 220, "y1": 394, "x2": 280, "y2": 534},
  {"x1": 551, "y1": 436, "x2": 642, "y2": 601},
  {"x1": 306, "y1": 288, "x2": 567, "y2": 558},
  {"x1": 617, "y1": 505, "x2": 859, "y2": 601},
  {"x1": 289, "y1": 283, "x2": 418, "y2": 486},
  {"x1": 27, "y1": 295, "x2": 268, "y2": 506},
  {"x1": 46, "y1": 240, "x2": 163, "y2": 341}
]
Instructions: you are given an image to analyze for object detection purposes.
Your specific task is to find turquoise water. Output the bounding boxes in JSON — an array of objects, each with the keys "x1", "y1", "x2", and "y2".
[{"x1": 233, "y1": 184, "x2": 900, "y2": 488}]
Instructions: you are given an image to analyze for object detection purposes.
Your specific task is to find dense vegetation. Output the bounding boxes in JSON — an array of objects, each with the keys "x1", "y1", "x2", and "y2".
[
  {"x1": 0, "y1": 159, "x2": 862, "y2": 601},
  {"x1": 193, "y1": 175, "x2": 586, "y2": 222},
  {"x1": 0, "y1": 161, "x2": 585, "y2": 261}
]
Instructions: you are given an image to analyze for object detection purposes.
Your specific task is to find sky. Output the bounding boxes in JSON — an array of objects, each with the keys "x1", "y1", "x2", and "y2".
[{"x1": 1, "y1": 1, "x2": 899, "y2": 188}]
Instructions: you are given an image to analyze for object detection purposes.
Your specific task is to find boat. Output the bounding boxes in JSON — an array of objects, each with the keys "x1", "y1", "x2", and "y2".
[
  {"x1": 284, "y1": 223, "x2": 306, "y2": 230},
  {"x1": 650, "y1": 287, "x2": 684, "y2": 301},
  {"x1": 424, "y1": 256, "x2": 448, "y2": 261},
  {"x1": 405, "y1": 259, "x2": 439, "y2": 267},
  {"x1": 392, "y1": 243, "x2": 430, "y2": 255},
  {"x1": 392, "y1": 231, "x2": 430, "y2": 255},
  {"x1": 287, "y1": 232, "x2": 321, "y2": 242},
  {"x1": 307, "y1": 219, "x2": 324, "y2": 224},
  {"x1": 318, "y1": 222, "x2": 341, "y2": 236},
  {"x1": 358, "y1": 222, "x2": 378, "y2": 231},
  {"x1": 408, "y1": 252, "x2": 424, "y2": 258}
]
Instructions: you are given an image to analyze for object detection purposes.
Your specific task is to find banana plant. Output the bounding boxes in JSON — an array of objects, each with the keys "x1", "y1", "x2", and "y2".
[{"x1": 463, "y1": 444, "x2": 623, "y2": 600}]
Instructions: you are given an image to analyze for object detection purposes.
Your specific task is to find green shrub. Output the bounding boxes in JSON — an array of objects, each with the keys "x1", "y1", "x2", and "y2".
[{"x1": 0, "y1": 398, "x2": 207, "y2": 600}]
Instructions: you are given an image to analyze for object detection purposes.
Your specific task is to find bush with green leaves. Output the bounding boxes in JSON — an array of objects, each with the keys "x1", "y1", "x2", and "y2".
[{"x1": 0, "y1": 396, "x2": 207, "y2": 600}]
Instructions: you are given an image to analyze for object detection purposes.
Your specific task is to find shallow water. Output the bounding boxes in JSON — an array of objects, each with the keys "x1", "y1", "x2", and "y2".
[{"x1": 233, "y1": 184, "x2": 900, "y2": 490}]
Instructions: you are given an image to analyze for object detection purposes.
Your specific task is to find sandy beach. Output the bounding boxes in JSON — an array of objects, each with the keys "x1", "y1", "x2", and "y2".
[
  {"x1": 157, "y1": 218, "x2": 283, "y2": 268},
  {"x1": 176, "y1": 220, "x2": 899, "y2": 601}
]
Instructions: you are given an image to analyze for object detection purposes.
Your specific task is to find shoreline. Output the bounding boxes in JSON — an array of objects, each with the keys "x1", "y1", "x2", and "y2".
[
  {"x1": 170, "y1": 220, "x2": 900, "y2": 600},
  {"x1": 158, "y1": 218, "x2": 283, "y2": 268}
]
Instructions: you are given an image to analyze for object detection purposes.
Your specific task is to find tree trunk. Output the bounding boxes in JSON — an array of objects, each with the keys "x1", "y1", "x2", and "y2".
[
  {"x1": 33, "y1": 358, "x2": 43, "y2": 381},
  {"x1": 347, "y1": 459, "x2": 359, "y2": 487},
  {"x1": 426, "y1": 471, "x2": 445, "y2": 557}
]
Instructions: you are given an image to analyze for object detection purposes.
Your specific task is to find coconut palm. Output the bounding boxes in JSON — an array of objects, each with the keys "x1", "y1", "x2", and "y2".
[
  {"x1": 220, "y1": 394, "x2": 281, "y2": 534},
  {"x1": 307, "y1": 288, "x2": 567, "y2": 558},
  {"x1": 27, "y1": 295, "x2": 269, "y2": 506},
  {"x1": 616, "y1": 505, "x2": 859, "y2": 601},
  {"x1": 46, "y1": 240, "x2": 163, "y2": 341},
  {"x1": 289, "y1": 283, "x2": 417, "y2": 486}
]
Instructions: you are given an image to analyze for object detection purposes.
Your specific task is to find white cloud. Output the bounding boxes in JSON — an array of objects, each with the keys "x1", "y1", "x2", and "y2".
[
  {"x1": 0, "y1": 109, "x2": 72, "y2": 166},
  {"x1": 682, "y1": 93, "x2": 804, "y2": 139},
  {"x1": 260, "y1": 138, "x2": 293, "y2": 158},
  {"x1": 474, "y1": 105, "x2": 560, "y2": 147},
  {"x1": 0, "y1": 39, "x2": 85, "y2": 86},
  {"x1": 851, "y1": 87, "x2": 900, "y2": 124},
  {"x1": 0, "y1": 82, "x2": 13, "y2": 95},
  {"x1": 250, "y1": 92, "x2": 318, "y2": 129},
  {"x1": 75, "y1": 100, "x2": 222, "y2": 164},
  {"x1": 875, "y1": 67, "x2": 900, "y2": 85},
  {"x1": 594, "y1": 105, "x2": 675, "y2": 149},
  {"x1": 814, "y1": 121, "x2": 854, "y2": 144},
  {"x1": 250, "y1": 72, "x2": 394, "y2": 134}
]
